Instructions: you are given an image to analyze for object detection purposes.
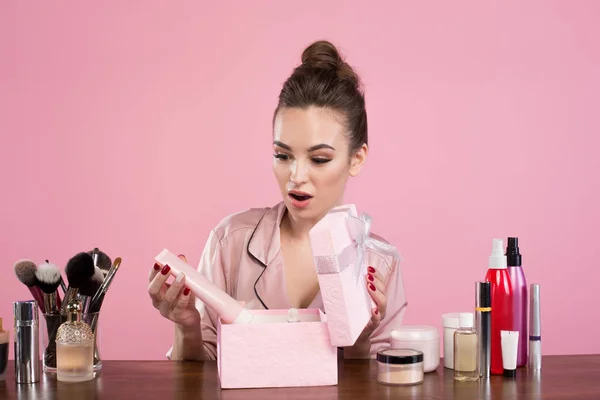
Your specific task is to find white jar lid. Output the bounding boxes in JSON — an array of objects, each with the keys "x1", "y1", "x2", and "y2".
[
  {"x1": 441, "y1": 312, "x2": 472, "y2": 329},
  {"x1": 391, "y1": 325, "x2": 439, "y2": 342}
]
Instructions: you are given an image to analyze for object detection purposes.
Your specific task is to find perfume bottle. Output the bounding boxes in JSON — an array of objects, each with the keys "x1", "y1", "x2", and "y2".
[
  {"x1": 454, "y1": 312, "x2": 479, "y2": 382},
  {"x1": 14, "y1": 300, "x2": 40, "y2": 384},
  {"x1": 56, "y1": 300, "x2": 95, "y2": 382}
]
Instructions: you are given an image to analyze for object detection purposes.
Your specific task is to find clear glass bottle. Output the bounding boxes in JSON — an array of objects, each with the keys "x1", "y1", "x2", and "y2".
[
  {"x1": 56, "y1": 300, "x2": 95, "y2": 382},
  {"x1": 454, "y1": 312, "x2": 479, "y2": 381}
]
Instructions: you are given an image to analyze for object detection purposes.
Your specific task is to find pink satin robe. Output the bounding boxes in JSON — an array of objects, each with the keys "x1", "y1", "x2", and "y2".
[{"x1": 166, "y1": 201, "x2": 407, "y2": 360}]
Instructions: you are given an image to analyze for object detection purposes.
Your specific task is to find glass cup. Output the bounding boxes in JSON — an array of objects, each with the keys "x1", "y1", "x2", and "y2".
[{"x1": 41, "y1": 311, "x2": 102, "y2": 373}]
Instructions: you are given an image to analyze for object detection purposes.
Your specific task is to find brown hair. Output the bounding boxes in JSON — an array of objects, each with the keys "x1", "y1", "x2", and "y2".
[{"x1": 274, "y1": 40, "x2": 367, "y2": 153}]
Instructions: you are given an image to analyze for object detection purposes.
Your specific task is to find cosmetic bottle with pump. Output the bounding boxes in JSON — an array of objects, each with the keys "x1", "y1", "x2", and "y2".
[
  {"x1": 506, "y1": 237, "x2": 527, "y2": 367},
  {"x1": 56, "y1": 300, "x2": 95, "y2": 382},
  {"x1": 485, "y1": 238, "x2": 514, "y2": 375},
  {"x1": 0, "y1": 318, "x2": 8, "y2": 381}
]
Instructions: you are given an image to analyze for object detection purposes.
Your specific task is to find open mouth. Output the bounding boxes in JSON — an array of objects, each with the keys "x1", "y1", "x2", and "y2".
[{"x1": 289, "y1": 193, "x2": 313, "y2": 202}]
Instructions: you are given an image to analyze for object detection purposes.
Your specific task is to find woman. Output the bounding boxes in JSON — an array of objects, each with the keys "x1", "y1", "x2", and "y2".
[{"x1": 148, "y1": 40, "x2": 407, "y2": 360}]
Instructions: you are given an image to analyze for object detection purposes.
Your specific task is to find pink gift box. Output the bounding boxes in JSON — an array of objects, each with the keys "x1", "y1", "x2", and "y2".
[
  {"x1": 217, "y1": 308, "x2": 338, "y2": 389},
  {"x1": 155, "y1": 249, "x2": 338, "y2": 389},
  {"x1": 309, "y1": 204, "x2": 398, "y2": 347}
]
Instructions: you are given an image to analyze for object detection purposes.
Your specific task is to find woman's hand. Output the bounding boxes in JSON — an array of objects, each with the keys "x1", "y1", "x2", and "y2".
[
  {"x1": 360, "y1": 266, "x2": 387, "y2": 336},
  {"x1": 365, "y1": 265, "x2": 387, "y2": 329},
  {"x1": 148, "y1": 254, "x2": 200, "y2": 329},
  {"x1": 345, "y1": 265, "x2": 387, "y2": 358}
]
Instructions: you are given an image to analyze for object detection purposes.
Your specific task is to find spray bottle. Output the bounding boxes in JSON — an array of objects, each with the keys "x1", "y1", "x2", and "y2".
[
  {"x1": 506, "y1": 237, "x2": 527, "y2": 367},
  {"x1": 484, "y1": 238, "x2": 514, "y2": 375}
]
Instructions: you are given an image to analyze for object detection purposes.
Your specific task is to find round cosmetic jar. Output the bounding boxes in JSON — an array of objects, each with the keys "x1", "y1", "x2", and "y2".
[
  {"x1": 376, "y1": 349, "x2": 424, "y2": 386},
  {"x1": 390, "y1": 325, "x2": 440, "y2": 373}
]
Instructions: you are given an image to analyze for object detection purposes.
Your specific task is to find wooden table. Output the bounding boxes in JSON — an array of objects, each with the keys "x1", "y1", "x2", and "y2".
[{"x1": 1, "y1": 355, "x2": 599, "y2": 399}]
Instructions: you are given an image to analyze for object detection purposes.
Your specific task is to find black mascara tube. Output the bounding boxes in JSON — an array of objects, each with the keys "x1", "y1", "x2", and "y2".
[{"x1": 476, "y1": 281, "x2": 491, "y2": 379}]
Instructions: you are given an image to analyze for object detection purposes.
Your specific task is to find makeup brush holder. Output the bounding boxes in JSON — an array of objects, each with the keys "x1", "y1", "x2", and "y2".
[{"x1": 41, "y1": 312, "x2": 102, "y2": 373}]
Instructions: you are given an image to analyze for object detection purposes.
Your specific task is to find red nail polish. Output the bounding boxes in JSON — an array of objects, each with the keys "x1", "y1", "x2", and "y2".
[
  {"x1": 369, "y1": 283, "x2": 376, "y2": 291},
  {"x1": 153, "y1": 263, "x2": 160, "y2": 271},
  {"x1": 375, "y1": 309, "x2": 379, "y2": 315},
  {"x1": 368, "y1": 266, "x2": 375, "y2": 273},
  {"x1": 161, "y1": 264, "x2": 171, "y2": 275},
  {"x1": 183, "y1": 287, "x2": 191, "y2": 296},
  {"x1": 368, "y1": 274, "x2": 374, "y2": 282}
]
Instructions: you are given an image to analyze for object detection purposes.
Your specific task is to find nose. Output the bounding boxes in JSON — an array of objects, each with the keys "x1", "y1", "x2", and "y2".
[{"x1": 290, "y1": 159, "x2": 309, "y2": 185}]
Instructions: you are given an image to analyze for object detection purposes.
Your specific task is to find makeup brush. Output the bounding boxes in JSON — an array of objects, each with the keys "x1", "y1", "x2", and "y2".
[
  {"x1": 35, "y1": 260, "x2": 64, "y2": 370},
  {"x1": 35, "y1": 260, "x2": 63, "y2": 314},
  {"x1": 14, "y1": 259, "x2": 46, "y2": 314},
  {"x1": 45, "y1": 259, "x2": 68, "y2": 295},
  {"x1": 61, "y1": 252, "x2": 95, "y2": 315},
  {"x1": 88, "y1": 256, "x2": 121, "y2": 367},
  {"x1": 79, "y1": 267, "x2": 105, "y2": 314},
  {"x1": 89, "y1": 257, "x2": 122, "y2": 314},
  {"x1": 87, "y1": 247, "x2": 112, "y2": 277}
]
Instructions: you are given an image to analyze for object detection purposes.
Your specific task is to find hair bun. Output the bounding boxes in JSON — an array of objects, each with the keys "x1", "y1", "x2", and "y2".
[{"x1": 300, "y1": 40, "x2": 359, "y2": 86}]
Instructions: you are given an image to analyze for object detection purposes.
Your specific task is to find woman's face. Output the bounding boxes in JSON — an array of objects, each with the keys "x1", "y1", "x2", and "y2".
[{"x1": 272, "y1": 106, "x2": 367, "y2": 225}]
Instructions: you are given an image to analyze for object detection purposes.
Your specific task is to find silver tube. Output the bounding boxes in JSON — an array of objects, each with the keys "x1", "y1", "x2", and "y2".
[
  {"x1": 529, "y1": 284, "x2": 541, "y2": 370},
  {"x1": 475, "y1": 281, "x2": 491, "y2": 379},
  {"x1": 13, "y1": 300, "x2": 40, "y2": 383}
]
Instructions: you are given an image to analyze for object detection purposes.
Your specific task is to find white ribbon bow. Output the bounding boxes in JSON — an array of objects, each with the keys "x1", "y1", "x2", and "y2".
[
  {"x1": 313, "y1": 209, "x2": 402, "y2": 280},
  {"x1": 346, "y1": 212, "x2": 401, "y2": 262}
]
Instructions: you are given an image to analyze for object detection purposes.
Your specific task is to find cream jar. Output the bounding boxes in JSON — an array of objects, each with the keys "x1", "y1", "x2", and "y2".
[
  {"x1": 377, "y1": 349, "x2": 424, "y2": 386},
  {"x1": 390, "y1": 326, "x2": 440, "y2": 373}
]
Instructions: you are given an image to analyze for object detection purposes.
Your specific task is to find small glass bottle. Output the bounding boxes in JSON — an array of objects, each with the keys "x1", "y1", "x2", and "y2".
[
  {"x1": 56, "y1": 300, "x2": 95, "y2": 382},
  {"x1": 454, "y1": 312, "x2": 479, "y2": 381}
]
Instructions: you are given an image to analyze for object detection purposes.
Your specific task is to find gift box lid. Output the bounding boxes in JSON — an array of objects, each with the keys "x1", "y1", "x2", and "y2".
[
  {"x1": 310, "y1": 204, "x2": 359, "y2": 258},
  {"x1": 309, "y1": 204, "x2": 371, "y2": 347},
  {"x1": 310, "y1": 204, "x2": 402, "y2": 347}
]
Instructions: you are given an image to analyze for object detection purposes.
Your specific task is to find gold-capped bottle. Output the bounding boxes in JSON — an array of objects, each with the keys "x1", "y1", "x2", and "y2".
[{"x1": 56, "y1": 300, "x2": 94, "y2": 382}]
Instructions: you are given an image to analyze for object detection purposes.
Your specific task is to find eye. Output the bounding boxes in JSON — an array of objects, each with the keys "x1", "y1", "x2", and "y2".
[
  {"x1": 274, "y1": 153, "x2": 290, "y2": 161},
  {"x1": 312, "y1": 158, "x2": 331, "y2": 165}
]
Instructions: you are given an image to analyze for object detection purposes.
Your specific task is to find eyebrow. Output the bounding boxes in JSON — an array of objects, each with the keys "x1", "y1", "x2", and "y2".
[{"x1": 273, "y1": 141, "x2": 335, "y2": 152}]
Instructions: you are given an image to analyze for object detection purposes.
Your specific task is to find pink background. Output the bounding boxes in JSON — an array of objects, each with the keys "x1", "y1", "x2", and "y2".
[{"x1": 1, "y1": 2, "x2": 598, "y2": 360}]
